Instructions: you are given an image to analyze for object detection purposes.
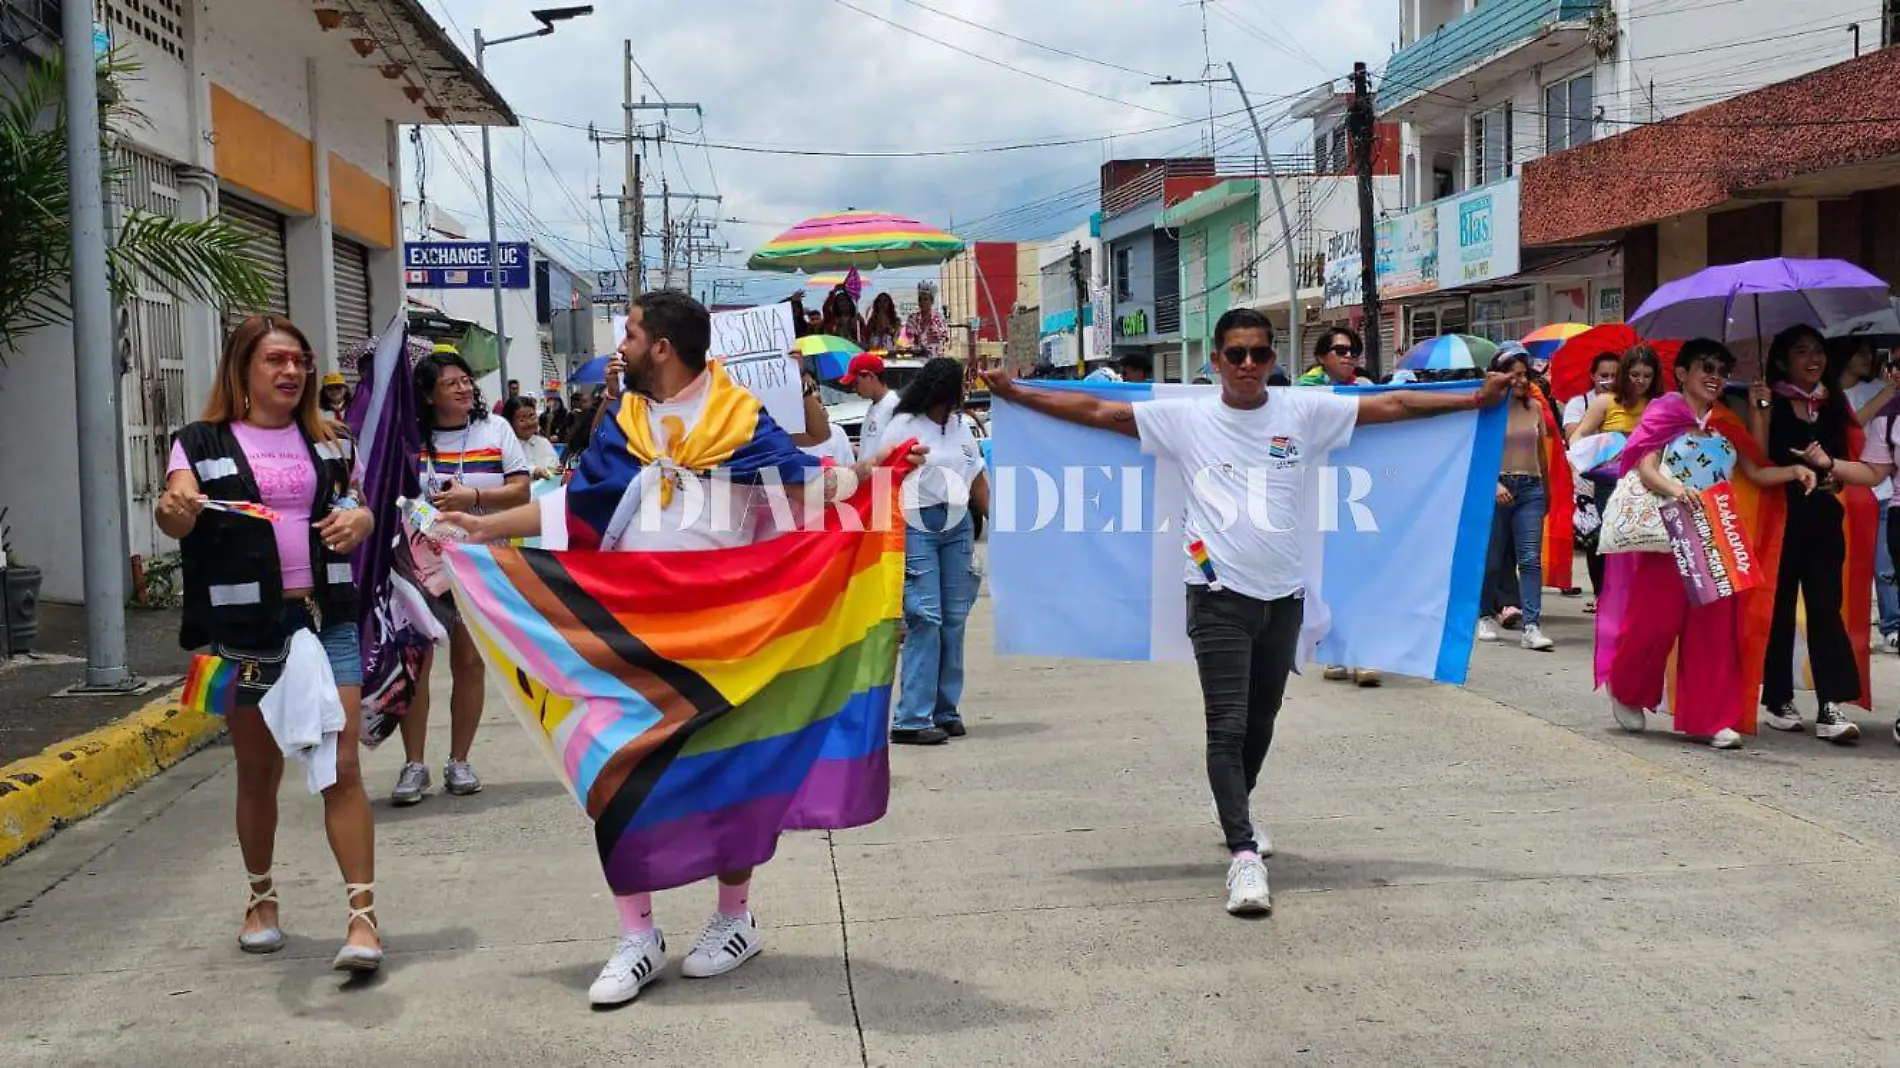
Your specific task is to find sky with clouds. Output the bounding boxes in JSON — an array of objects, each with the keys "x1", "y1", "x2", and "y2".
[{"x1": 412, "y1": 0, "x2": 1398, "y2": 304}]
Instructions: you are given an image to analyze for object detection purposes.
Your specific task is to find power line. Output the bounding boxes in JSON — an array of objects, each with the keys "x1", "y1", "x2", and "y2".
[
  {"x1": 827, "y1": 0, "x2": 1190, "y2": 120},
  {"x1": 894, "y1": 0, "x2": 1170, "y2": 80}
]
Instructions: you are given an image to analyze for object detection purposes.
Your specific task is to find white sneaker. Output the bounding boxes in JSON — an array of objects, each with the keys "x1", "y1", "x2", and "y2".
[
  {"x1": 1610, "y1": 697, "x2": 1646, "y2": 732},
  {"x1": 1520, "y1": 624, "x2": 1554, "y2": 652},
  {"x1": 1885, "y1": 632, "x2": 1898, "y2": 655},
  {"x1": 1225, "y1": 856, "x2": 1272, "y2": 915},
  {"x1": 588, "y1": 930, "x2": 665, "y2": 1006},
  {"x1": 1476, "y1": 617, "x2": 1501, "y2": 642},
  {"x1": 681, "y1": 911, "x2": 762, "y2": 978},
  {"x1": 1707, "y1": 728, "x2": 1743, "y2": 750},
  {"x1": 1761, "y1": 704, "x2": 1803, "y2": 732}
]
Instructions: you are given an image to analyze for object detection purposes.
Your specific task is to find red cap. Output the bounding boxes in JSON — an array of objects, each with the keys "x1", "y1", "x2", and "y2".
[{"x1": 838, "y1": 352, "x2": 886, "y2": 385}]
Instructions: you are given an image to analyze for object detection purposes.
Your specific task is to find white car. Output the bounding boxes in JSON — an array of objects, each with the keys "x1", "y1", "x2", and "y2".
[{"x1": 816, "y1": 358, "x2": 986, "y2": 449}]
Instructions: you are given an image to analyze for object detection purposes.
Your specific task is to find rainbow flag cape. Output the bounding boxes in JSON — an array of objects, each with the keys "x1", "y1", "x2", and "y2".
[
  {"x1": 180, "y1": 653, "x2": 238, "y2": 716},
  {"x1": 1535, "y1": 390, "x2": 1576, "y2": 591}
]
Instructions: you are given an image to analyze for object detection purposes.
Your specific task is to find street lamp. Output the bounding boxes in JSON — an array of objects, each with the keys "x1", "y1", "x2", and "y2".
[
  {"x1": 1153, "y1": 62, "x2": 1301, "y2": 370},
  {"x1": 474, "y1": 6, "x2": 593, "y2": 385}
]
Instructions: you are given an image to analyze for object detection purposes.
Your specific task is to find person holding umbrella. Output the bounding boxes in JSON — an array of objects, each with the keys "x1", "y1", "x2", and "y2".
[{"x1": 1748, "y1": 324, "x2": 1870, "y2": 743}]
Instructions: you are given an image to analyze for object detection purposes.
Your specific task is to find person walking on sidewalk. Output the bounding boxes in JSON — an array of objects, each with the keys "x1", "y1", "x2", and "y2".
[
  {"x1": 1598, "y1": 339, "x2": 1817, "y2": 749},
  {"x1": 1298, "y1": 326, "x2": 1381, "y2": 687},
  {"x1": 156, "y1": 315, "x2": 382, "y2": 971},
  {"x1": 393, "y1": 349, "x2": 532, "y2": 804},
  {"x1": 440, "y1": 290, "x2": 926, "y2": 1007},
  {"x1": 882, "y1": 357, "x2": 990, "y2": 745},
  {"x1": 980, "y1": 308, "x2": 1512, "y2": 917},
  {"x1": 1474, "y1": 349, "x2": 1558, "y2": 653}
]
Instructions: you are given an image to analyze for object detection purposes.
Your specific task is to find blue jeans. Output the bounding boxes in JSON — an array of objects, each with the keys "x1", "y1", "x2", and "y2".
[
  {"x1": 1487, "y1": 474, "x2": 1547, "y2": 627},
  {"x1": 895, "y1": 505, "x2": 978, "y2": 731},
  {"x1": 1878, "y1": 500, "x2": 1898, "y2": 637}
]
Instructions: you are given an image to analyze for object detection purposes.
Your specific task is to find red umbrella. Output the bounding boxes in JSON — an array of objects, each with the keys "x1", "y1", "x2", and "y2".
[{"x1": 1547, "y1": 323, "x2": 1680, "y2": 402}]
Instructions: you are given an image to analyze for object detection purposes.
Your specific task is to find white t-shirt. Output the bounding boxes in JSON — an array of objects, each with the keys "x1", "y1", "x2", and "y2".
[
  {"x1": 539, "y1": 372, "x2": 815, "y2": 552},
  {"x1": 1847, "y1": 379, "x2": 1892, "y2": 503},
  {"x1": 1135, "y1": 389, "x2": 1360, "y2": 601},
  {"x1": 857, "y1": 390, "x2": 902, "y2": 459},
  {"x1": 1857, "y1": 412, "x2": 1898, "y2": 504},
  {"x1": 519, "y1": 433, "x2": 560, "y2": 475},
  {"x1": 802, "y1": 422, "x2": 857, "y2": 467},
  {"x1": 1562, "y1": 393, "x2": 1591, "y2": 429},
  {"x1": 881, "y1": 410, "x2": 985, "y2": 509},
  {"x1": 418, "y1": 413, "x2": 529, "y2": 493}
]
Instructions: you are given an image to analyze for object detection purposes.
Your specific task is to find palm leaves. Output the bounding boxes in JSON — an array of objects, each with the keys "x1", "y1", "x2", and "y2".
[{"x1": 0, "y1": 50, "x2": 271, "y2": 361}]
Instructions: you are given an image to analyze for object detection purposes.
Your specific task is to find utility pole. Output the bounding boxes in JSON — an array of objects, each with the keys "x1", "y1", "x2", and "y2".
[
  {"x1": 623, "y1": 40, "x2": 641, "y2": 293},
  {"x1": 62, "y1": 0, "x2": 135, "y2": 690},
  {"x1": 644, "y1": 189, "x2": 721, "y2": 292},
  {"x1": 1070, "y1": 240, "x2": 1087, "y2": 377},
  {"x1": 1350, "y1": 61, "x2": 1385, "y2": 377}
]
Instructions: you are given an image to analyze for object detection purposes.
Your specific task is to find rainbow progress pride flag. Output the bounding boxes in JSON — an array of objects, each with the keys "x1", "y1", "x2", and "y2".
[{"x1": 443, "y1": 480, "x2": 906, "y2": 894}]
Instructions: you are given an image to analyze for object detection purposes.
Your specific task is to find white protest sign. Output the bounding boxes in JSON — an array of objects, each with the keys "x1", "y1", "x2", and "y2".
[{"x1": 710, "y1": 302, "x2": 803, "y2": 430}]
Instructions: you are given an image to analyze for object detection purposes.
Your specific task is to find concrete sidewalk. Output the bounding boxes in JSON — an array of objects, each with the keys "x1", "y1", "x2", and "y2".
[{"x1": 5, "y1": 596, "x2": 1900, "y2": 1065}]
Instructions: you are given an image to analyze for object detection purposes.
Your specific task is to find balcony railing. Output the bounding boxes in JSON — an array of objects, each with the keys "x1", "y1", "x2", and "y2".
[{"x1": 1380, "y1": 0, "x2": 1600, "y2": 115}]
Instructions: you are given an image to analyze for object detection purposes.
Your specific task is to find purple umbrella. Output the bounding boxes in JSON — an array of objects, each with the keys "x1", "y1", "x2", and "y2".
[{"x1": 1629, "y1": 257, "x2": 1892, "y2": 342}]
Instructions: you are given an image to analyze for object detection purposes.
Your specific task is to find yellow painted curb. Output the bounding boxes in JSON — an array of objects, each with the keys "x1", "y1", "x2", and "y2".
[{"x1": 0, "y1": 694, "x2": 223, "y2": 865}]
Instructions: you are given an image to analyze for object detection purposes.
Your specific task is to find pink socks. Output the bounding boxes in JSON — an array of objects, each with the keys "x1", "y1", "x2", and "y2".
[
  {"x1": 717, "y1": 878, "x2": 751, "y2": 918},
  {"x1": 614, "y1": 880, "x2": 750, "y2": 932},
  {"x1": 613, "y1": 892, "x2": 655, "y2": 936},
  {"x1": 1231, "y1": 850, "x2": 1260, "y2": 863}
]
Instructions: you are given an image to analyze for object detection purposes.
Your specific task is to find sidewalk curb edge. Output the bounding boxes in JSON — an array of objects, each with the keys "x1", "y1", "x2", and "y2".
[{"x1": 0, "y1": 692, "x2": 221, "y2": 865}]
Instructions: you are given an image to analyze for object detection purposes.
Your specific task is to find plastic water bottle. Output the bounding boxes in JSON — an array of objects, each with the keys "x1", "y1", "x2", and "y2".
[{"x1": 396, "y1": 496, "x2": 466, "y2": 543}]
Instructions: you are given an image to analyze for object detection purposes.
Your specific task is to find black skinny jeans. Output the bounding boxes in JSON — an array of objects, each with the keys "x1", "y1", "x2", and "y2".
[
  {"x1": 1762, "y1": 495, "x2": 1862, "y2": 708},
  {"x1": 1186, "y1": 585, "x2": 1304, "y2": 855}
]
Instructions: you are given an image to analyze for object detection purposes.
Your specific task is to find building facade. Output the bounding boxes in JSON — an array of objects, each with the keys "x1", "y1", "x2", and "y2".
[
  {"x1": 1370, "y1": 0, "x2": 1881, "y2": 355},
  {"x1": 1035, "y1": 217, "x2": 1102, "y2": 374},
  {"x1": 0, "y1": 0, "x2": 508, "y2": 601}
]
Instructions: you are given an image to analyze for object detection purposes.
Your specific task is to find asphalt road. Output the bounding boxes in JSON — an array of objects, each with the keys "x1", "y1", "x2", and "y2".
[{"x1": 4, "y1": 592, "x2": 1899, "y2": 1065}]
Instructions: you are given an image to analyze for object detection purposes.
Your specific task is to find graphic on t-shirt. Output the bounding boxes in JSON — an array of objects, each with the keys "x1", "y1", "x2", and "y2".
[
  {"x1": 418, "y1": 446, "x2": 506, "y2": 477},
  {"x1": 1267, "y1": 435, "x2": 1298, "y2": 461}
]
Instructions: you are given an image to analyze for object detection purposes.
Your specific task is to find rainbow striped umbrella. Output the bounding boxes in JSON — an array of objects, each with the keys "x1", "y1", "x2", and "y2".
[
  {"x1": 1399, "y1": 333, "x2": 1498, "y2": 371},
  {"x1": 748, "y1": 210, "x2": 963, "y2": 272},
  {"x1": 1520, "y1": 322, "x2": 1592, "y2": 362},
  {"x1": 795, "y1": 333, "x2": 862, "y2": 382}
]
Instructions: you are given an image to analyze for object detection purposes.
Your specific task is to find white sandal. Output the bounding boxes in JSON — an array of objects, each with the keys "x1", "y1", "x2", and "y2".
[
  {"x1": 238, "y1": 870, "x2": 286, "y2": 954},
  {"x1": 331, "y1": 882, "x2": 384, "y2": 973}
]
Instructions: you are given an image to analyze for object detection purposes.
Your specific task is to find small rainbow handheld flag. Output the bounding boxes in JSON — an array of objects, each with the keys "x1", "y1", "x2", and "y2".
[
  {"x1": 201, "y1": 499, "x2": 282, "y2": 523},
  {"x1": 1186, "y1": 537, "x2": 1223, "y2": 591},
  {"x1": 180, "y1": 653, "x2": 238, "y2": 716}
]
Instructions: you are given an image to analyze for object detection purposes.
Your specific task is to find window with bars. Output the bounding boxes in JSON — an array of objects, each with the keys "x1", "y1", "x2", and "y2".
[
  {"x1": 1113, "y1": 245, "x2": 1133, "y2": 301},
  {"x1": 1471, "y1": 103, "x2": 1513, "y2": 185},
  {"x1": 1543, "y1": 72, "x2": 1595, "y2": 155}
]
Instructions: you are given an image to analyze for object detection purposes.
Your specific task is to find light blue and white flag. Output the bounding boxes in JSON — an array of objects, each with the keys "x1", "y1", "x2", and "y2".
[{"x1": 988, "y1": 381, "x2": 1505, "y2": 684}]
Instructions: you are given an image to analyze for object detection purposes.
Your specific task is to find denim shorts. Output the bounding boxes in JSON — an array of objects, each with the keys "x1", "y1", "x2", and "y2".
[{"x1": 319, "y1": 620, "x2": 363, "y2": 687}]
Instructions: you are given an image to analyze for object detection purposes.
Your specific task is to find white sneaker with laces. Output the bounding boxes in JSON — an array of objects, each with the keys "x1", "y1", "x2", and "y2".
[
  {"x1": 1225, "y1": 856, "x2": 1272, "y2": 916},
  {"x1": 1610, "y1": 697, "x2": 1646, "y2": 732},
  {"x1": 682, "y1": 911, "x2": 762, "y2": 978},
  {"x1": 589, "y1": 930, "x2": 665, "y2": 1007},
  {"x1": 1476, "y1": 617, "x2": 1501, "y2": 643},
  {"x1": 1761, "y1": 704, "x2": 1803, "y2": 732},
  {"x1": 1521, "y1": 624, "x2": 1554, "y2": 651}
]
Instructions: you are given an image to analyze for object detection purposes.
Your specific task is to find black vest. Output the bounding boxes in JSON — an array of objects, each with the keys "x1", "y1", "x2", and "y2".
[{"x1": 173, "y1": 420, "x2": 359, "y2": 650}]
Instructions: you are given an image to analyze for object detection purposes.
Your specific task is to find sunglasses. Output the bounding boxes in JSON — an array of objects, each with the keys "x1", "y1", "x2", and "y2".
[
  {"x1": 1324, "y1": 344, "x2": 1358, "y2": 358},
  {"x1": 1221, "y1": 345, "x2": 1275, "y2": 367},
  {"x1": 1684, "y1": 361, "x2": 1732, "y2": 378}
]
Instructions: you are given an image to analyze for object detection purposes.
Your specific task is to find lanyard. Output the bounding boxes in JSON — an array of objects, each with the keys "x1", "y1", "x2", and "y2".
[{"x1": 426, "y1": 424, "x2": 471, "y2": 486}]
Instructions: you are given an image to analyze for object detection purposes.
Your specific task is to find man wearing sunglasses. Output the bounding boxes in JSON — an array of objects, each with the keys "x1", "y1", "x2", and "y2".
[{"x1": 981, "y1": 307, "x2": 1510, "y2": 917}]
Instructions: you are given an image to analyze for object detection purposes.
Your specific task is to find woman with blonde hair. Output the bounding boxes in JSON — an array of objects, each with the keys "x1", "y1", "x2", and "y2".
[{"x1": 156, "y1": 315, "x2": 382, "y2": 970}]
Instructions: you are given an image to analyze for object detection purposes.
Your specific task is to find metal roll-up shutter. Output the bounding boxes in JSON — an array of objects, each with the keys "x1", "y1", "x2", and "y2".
[
  {"x1": 333, "y1": 234, "x2": 372, "y2": 352},
  {"x1": 219, "y1": 195, "x2": 290, "y2": 336}
]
